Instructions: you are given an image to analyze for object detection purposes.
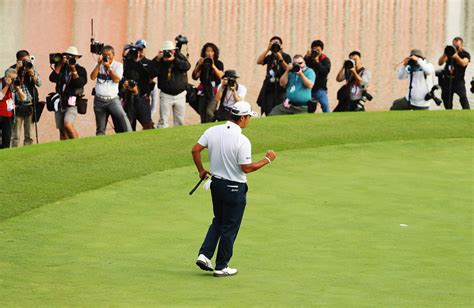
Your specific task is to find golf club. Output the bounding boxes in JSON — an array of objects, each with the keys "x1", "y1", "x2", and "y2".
[{"x1": 189, "y1": 177, "x2": 205, "y2": 195}]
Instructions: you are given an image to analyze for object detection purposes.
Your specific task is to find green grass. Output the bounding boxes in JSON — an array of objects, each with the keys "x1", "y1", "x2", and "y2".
[{"x1": 0, "y1": 111, "x2": 473, "y2": 306}]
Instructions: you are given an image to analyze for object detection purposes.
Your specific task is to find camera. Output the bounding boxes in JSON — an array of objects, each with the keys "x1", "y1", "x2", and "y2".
[
  {"x1": 444, "y1": 45, "x2": 458, "y2": 58},
  {"x1": 407, "y1": 58, "x2": 419, "y2": 68},
  {"x1": 65, "y1": 54, "x2": 76, "y2": 66},
  {"x1": 202, "y1": 57, "x2": 213, "y2": 68},
  {"x1": 227, "y1": 77, "x2": 236, "y2": 88},
  {"x1": 22, "y1": 60, "x2": 33, "y2": 69},
  {"x1": 175, "y1": 34, "x2": 188, "y2": 51},
  {"x1": 163, "y1": 50, "x2": 173, "y2": 59},
  {"x1": 49, "y1": 53, "x2": 63, "y2": 65},
  {"x1": 124, "y1": 43, "x2": 139, "y2": 61},
  {"x1": 271, "y1": 42, "x2": 281, "y2": 53},
  {"x1": 102, "y1": 55, "x2": 108, "y2": 63},
  {"x1": 291, "y1": 64, "x2": 301, "y2": 73},
  {"x1": 128, "y1": 79, "x2": 137, "y2": 88},
  {"x1": 90, "y1": 39, "x2": 104, "y2": 55},
  {"x1": 311, "y1": 50, "x2": 320, "y2": 58},
  {"x1": 13, "y1": 79, "x2": 21, "y2": 87},
  {"x1": 344, "y1": 59, "x2": 355, "y2": 70},
  {"x1": 424, "y1": 85, "x2": 442, "y2": 106},
  {"x1": 360, "y1": 91, "x2": 373, "y2": 103}
]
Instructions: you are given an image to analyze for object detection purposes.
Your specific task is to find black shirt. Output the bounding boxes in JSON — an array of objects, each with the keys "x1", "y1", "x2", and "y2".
[
  {"x1": 198, "y1": 59, "x2": 224, "y2": 87},
  {"x1": 304, "y1": 54, "x2": 331, "y2": 91},
  {"x1": 150, "y1": 52, "x2": 191, "y2": 96},
  {"x1": 263, "y1": 52, "x2": 291, "y2": 79},
  {"x1": 444, "y1": 49, "x2": 470, "y2": 83},
  {"x1": 123, "y1": 57, "x2": 154, "y2": 96},
  {"x1": 49, "y1": 64, "x2": 87, "y2": 98}
]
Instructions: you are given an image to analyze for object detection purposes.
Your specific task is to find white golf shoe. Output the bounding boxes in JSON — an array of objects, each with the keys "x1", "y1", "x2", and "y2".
[
  {"x1": 213, "y1": 267, "x2": 238, "y2": 277},
  {"x1": 196, "y1": 254, "x2": 214, "y2": 272}
]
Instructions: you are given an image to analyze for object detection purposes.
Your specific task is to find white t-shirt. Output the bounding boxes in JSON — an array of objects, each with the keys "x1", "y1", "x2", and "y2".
[
  {"x1": 94, "y1": 60, "x2": 123, "y2": 97},
  {"x1": 198, "y1": 121, "x2": 252, "y2": 183},
  {"x1": 217, "y1": 83, "x2": 247, "y2": 108},
  {"x1": 397, "y1": 59, "x2": 434, "y2": 108}
]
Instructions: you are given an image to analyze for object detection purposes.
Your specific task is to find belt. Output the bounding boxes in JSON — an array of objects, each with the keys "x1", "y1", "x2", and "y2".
[{"x1": 95, "y1": 94, "x2": 118, "y2": 101}]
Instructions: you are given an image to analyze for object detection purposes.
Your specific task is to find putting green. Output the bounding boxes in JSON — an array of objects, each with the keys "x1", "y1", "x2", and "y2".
[{"x1": 0, "y1": 138, "x2": 472, "y2": 306}]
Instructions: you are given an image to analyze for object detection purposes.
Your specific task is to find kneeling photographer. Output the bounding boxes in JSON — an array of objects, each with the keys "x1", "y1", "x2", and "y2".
[
  {"x1": 214, "y1": 70, "x2": 247, "y2": 121},
  {"x1": 10, "y1": 50, "x2": 42, "y2": 147},
  {"x1": 390, "y1": 49, "x2": 434, "y2": 110},
  {"x1": 437, "y1": 37, "x2": 470, "y2": 110},
  {"x1": 90, "y1": 45, "x2": 131, "y2": 135},
  {"x1": 256, "y1": 36, "x2": 291, "y2": 116},
  {"x1": 191, "y1": 42, "x2": 224, "y2": 123},
  {"x1": 151, "y1": 40, "x2": 191, "y2": 128},
  {"x1": 48, "y1": 46, "x2": 87, "y2": 140},
  {"x1": 120, "y1": 72, "x2": 154, "y2": 131},
  {"x1": 334, "y1": 51, "x2": 372, "y2": 112}
]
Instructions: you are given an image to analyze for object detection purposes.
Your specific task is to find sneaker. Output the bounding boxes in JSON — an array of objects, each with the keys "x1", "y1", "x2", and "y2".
[
  {"x1": 213, "y1": 267, "x2": 238, "y2": 277},
  {"x1": 196, "y1": 254, "x2": 214, "y2": 272}
]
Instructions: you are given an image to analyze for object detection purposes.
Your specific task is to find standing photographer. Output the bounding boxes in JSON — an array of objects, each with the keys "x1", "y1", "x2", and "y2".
[
  {"x1": 437, "y1": 37, "x2": 471, "y2": 110},
  {"x1": 269, "y1": 55, "x2": 315, "y2": 115},
  {"x1": 90, "y1": 45, "x2": 131, "y2": 135},
  {"x1": 214, "y1": 70, "x2": 247, "y2": 121},
  {"x1": 304, "y1": 40, "x2": 331, "y2": 113},
  {"x1": 0, "y1": 69, "x2": 26, "y2": 149},
  {"x1": 256, "y1": 36, "x2": 291, "y2": 116},
  {"x1": 10, "y1": 50, "x2": 42, "y2": 147},
  {"x1": 152, "y1": 40, "x2": 191, "y2": 128},
  {"x1": 120, "y1": 71, "x2": 154, "y2": 131},
  {"x1": 49, "y1": 46, "x2": 87, "y2": 140},
  {"x1": 192, "y1": 42, "x2": 224, "y2": 123},
  {"x1": 390, "y1": 49, "x2": 434, "y2": 110},
  {"x1": 334, "y1": 51, "x2": 371, "y2": 112}
]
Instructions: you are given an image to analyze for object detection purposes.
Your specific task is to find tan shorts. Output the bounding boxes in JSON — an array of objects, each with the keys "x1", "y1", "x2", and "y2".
[{"x1": 55, "y1": 107, "x2": 78, "y2": 130}]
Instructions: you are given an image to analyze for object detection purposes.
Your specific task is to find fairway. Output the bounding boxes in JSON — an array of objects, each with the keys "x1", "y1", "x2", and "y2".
[{"x1": 0, "y1": 130, "x2": 472, "y2": 305}]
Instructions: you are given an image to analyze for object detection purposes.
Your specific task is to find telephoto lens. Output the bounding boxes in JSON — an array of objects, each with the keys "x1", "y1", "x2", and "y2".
[
  {"x1": 68, "y1": 57, "x2": 76, "y2": 66},
  {"x1": 291, "y1": 64, "x2": 301, "y2": 73},
  {"x1": 271, "y1": 43, "x2": 281, "y2": 53},
  {"x1": 344, "y1": 59, "x2": 355, "y2": 70}
]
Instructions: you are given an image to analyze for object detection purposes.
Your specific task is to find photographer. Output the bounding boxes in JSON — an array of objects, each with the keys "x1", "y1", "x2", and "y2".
[
  {"x1": 269, "y1": 55, "x2": 315, "y2": 115},
  {"x1": 214, "y1": 70, "x2": 247, "y2": 121},
  {"x1": 334, "y1": 51, "x2": 371, "y2": 112},
  {"x1": 304, "y1": 40, "x2": 331, "y2": 113},
  {"x1": 256, "y1": 36, "x2": 291, "y2": 116},
  {"x1": 390, "y1": 49, "x2": 434, "y2": 110},
  {"x1": 120, "y1": 75, "x2": 154, "y2": 131},
  {"x1": 437, "y1": 37, "x2": 471, "y2": 109},
  {"x1": 9, "y1": 50, "x2": 42, "y2": 147},
  {"x1": 90, "y1": 45, "x2": 131, "y2": 135},
  {"x1": 49, "y1": 46, "x2": 87, "y2": 140},
  {"x1": 0, "y1": 69, "x2": 26, "y2": 149},
  {"x1": 151, "y1": 40, "x2": 191, "y2": 128},
  {"x1": 123, "y1": 40, "x2": 155, "y2": 97},
  {"x1": 192, "y1": 42, "x2": 224, "y2": 123}
]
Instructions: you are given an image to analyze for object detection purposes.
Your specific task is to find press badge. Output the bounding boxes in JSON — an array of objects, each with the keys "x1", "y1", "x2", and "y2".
[
  {"x1": 68, "y1": 96, "x2": 77, "y2": 106},
  {"x1": 289, "y1": 85, "x2": 296, "y2": 93}
]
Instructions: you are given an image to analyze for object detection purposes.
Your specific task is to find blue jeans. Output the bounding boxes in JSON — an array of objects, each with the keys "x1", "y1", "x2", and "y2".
[{"x1": 311, "y1": 89, "x2": 330, "y2": 113}]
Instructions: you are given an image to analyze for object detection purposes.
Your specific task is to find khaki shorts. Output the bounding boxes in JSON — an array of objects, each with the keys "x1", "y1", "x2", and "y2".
[{"x1": 55, "y1": 107, "x2": 78, "y2": 130}]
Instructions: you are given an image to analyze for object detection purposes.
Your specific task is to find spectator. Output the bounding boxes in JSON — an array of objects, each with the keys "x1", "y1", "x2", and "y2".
[
  {"x1": 304, "y1": 40, "x2": 331, "y2": 113},
  {"x1": 334, "y1": 51, "x2": 372, "y2": 112},
  {"x1": 0, "y1": 69, "x2": 26, "y2": 149},
  {"x1": 152, "y1": 40, "x2": 191, "y2": 128},
  {"x1": 90, "y1": 45, "x2": 131, "y2": 135},
  {"x1": 269, "y1": 55, "x2": 315, "y2": 115},
  {"x1": 192, "y1": 42, "x2": 224, "y2": 123},
  {"x1": 437, "y1": 37, "x2": 471, "y2": 109},
  {"x1": 10, "y1": 50, "x2": 42, "y2": 147},
  {"x1": 49, "y1": 46, "x2": 87, "y2": 140},
  {"x1": 390, "y1": 49, "x2": 434, "y2": 110},
  {"x1": 256, "y1": 36, "x2": 291, "y2": 116},
  {"x1": 214, "y1": 70, "x2": 247, "y2": 121}
]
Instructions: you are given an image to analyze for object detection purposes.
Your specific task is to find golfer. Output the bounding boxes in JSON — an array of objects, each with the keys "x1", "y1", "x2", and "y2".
[{"x1": 192, "y1": 101, "x2": 276, "y2": 277}]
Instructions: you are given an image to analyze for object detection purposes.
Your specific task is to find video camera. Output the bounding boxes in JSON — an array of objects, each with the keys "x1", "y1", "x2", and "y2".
[
  {"x1": 175, "y1": 34, "x2": 188, "y2": 52},
  {"x1": 90, "y1": 19, "x2": 104, "y2": 55}
]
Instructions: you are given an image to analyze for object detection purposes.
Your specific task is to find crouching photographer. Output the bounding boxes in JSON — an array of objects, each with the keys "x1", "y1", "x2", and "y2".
[
  {"x1": 90, "y1": 45, "x2": 131, "y2": 135},
  {"x1": 120, "y1": 72, "x2": 154, "y2": 130},
  {"x1": 214, "y1": 70, "x2": 247, "y2": 121},
  {"x1": 151, "y1": 40, "x2": 191, "y2": 128},
  {"x1": 191, "y1": 42, "x2": 224, "y2": 123},
  {"x1": 437, "y1": 37, "x2": 470, "y2": 109},
  {"x1": 390, "y1": 49, "x2": 434, "y2": 110},
  {"x1": 334, "y1": 51, "x2": 372, "y2": 112},
  {"x1": 10, "y1": 50, "x2": 42, "y2": 147},
  {"x1": 48, "y1": 46, "x2": 87, "y2": 140}
]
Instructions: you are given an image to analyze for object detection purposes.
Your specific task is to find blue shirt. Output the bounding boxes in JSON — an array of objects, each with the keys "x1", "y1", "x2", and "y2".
[{"x1": 286, "y1": 67, "x2": 316, "y2": 105}]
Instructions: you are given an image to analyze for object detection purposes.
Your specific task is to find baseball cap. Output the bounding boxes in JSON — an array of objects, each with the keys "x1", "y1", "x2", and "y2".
[
  {"x1": 135, "y1": 39, "x2": 147, "y2": 49},
  {"x1": 230, "y1": 101, "x2": 258, "y2": 117}
]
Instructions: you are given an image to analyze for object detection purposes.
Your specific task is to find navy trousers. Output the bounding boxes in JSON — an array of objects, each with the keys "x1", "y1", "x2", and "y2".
[{"x1": 199, "y1": 177, "x2": 248, "y2": 270}]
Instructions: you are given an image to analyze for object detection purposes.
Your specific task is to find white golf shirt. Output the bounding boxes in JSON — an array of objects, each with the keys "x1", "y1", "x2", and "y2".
[{"x1": 198, "y1": 121, "x2": 252, "y2": 183}]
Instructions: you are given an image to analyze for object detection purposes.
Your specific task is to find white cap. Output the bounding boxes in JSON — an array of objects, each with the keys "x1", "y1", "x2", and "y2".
[
  {"x1": 230, "y1": 101, "x2": 258, "y2": 117},
  {"x1": 161, "y1": 40, "x2": 176, "y2": 51}
]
